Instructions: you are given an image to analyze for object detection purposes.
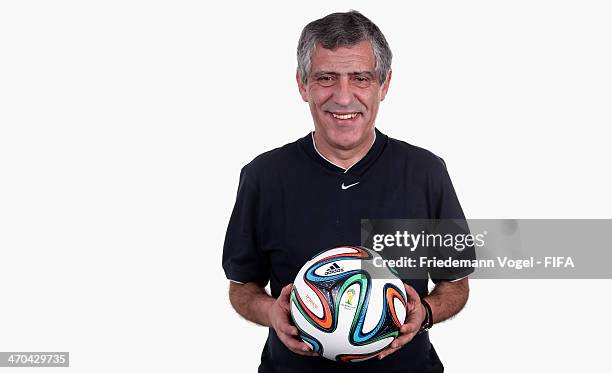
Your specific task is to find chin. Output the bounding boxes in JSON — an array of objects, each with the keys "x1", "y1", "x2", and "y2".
[
  {"x1": 316, "y1": 117, "x2": 371, "y2": 149},
  {"x1": 328, "y1": 132, "x2": 363, "y2": 150}
]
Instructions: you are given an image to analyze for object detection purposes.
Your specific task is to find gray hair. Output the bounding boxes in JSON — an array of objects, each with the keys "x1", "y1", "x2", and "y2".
[{"x1": 297, "y1": 10, "x2": 392, "y2": 85}]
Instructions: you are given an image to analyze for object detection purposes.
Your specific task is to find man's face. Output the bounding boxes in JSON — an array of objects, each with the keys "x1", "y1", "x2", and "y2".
[{"x1": 297, "y1": 40, "x2": 391, "y2": 151}]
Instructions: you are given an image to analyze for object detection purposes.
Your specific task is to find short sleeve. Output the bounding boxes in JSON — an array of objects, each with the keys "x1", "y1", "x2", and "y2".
[
  {"x1": 429, "y1": 157, "x2": 476, "y2": 284},
  {"x1": 222, "y1": 167, "x2": 270, "y2": 287}
]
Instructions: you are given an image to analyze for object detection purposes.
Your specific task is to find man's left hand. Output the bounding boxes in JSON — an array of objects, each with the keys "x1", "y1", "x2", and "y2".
[{"x1": 377, "y1": 283, "x2": 426, "y2": 360}]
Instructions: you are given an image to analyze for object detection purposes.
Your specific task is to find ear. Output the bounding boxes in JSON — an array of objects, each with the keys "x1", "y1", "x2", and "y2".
[
  {"x1": 296, "y1": 70, "x2": 309, "y2": 102},
  {"x1": 380, "y1": 69, "x2": 392, "y2": 102}
]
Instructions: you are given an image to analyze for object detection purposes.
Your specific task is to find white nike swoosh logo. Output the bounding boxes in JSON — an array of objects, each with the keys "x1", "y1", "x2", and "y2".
[{"x1": 341, "y1": 182, "x2": 360, "y2": 190}]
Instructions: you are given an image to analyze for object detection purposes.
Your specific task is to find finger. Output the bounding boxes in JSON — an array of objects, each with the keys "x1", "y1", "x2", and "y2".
[
  {"x1": 377, "y1": 348, "x2": 390, "y2": 359},
  {"x1": 400, "y1": 320, "x2": 420, "y2": 334},
  {"x1": 377, "y1": 344, "x2": 399, "y2": 360},
  {"x1": 295, "y1": 350, "x2": 320, "y2": 357},
  {"x1": 392, "y1": 332, "x2": 417, "y2": 348},
  {"x1": 279, "y1": 333, "x2": 318, "y2": 356},
  {"x1": 278, "y1": 332, "x2": 305, "y2": 351},
  {"x1": 295, "y1": 348, "x2": 319, "y2": 357},
  {"x1": 291, "y1": 345, "x2": 319, "y2": 357},
  {"x1": 279, "y1": 321, "x2": 299, "y2": 336}
]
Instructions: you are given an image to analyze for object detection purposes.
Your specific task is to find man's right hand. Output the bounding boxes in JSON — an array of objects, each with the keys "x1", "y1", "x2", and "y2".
[{"x1": 268, "y1": 284, "x2": 319, "y2": 357}]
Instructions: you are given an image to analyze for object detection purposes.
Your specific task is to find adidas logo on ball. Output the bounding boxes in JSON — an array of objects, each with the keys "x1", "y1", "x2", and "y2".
[{"x1": 324, "y1": 263, "x2": 343, "y2": 275}]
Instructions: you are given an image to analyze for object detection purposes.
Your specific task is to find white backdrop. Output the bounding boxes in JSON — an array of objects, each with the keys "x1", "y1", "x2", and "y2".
[{"x1": 1, "y1": 1, "x2": 611, "y2": 372}]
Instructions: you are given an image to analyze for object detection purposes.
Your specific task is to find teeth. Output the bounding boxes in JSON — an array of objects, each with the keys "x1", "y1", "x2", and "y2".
[{"x1": 331, "y1": 113, "x2": 358, "y2": 120}]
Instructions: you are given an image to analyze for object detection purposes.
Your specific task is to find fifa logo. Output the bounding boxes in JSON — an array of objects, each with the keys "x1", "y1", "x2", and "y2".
[{"x1": 346, "y1": 289, "x2": 355, "y2": 305}]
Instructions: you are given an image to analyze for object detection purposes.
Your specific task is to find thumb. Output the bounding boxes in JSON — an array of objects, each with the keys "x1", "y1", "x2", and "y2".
[
  {"x1": 403, "y1": 284, "x2": 420, "y2": 305},
  {"x1": 279, "y1": 283, "x2": 294, "y2": 300}
]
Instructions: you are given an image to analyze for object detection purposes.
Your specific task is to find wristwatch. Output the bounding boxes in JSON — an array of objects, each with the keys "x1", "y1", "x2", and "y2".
[{"x1": 418, "y1": 298, "x2": 433, "y2": 334}]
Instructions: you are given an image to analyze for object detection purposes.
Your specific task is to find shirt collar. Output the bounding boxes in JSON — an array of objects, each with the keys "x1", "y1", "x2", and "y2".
[{"x1": 298, "y1": 127, "x2": 387, "y2": 176}]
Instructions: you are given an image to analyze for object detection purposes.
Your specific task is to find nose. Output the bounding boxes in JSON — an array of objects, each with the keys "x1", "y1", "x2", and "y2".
[{"x1": 332, "y1": 76, "x2": 354, "y2": 107}]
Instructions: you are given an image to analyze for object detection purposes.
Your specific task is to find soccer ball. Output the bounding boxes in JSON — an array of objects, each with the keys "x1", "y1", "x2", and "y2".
[{"x1": 290, "y1": 246, "x2": 407, "y2": 362}]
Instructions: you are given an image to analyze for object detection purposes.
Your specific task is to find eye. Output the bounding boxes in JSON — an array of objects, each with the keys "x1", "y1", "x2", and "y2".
[
  {"x1": 352, "y1": 75, "x2": 372, "y2": 88},
  {"x1": 354, "y1": 75, "x2": 371, "y2": 83},
  {"x1": 316, "y1": 75, "x2": 336, "y2": 87}
]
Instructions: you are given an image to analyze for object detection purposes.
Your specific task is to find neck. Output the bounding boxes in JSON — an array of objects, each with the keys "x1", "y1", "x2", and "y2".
[{"x1": 312, "y1": 129, "x2": 376, "y2": 171}]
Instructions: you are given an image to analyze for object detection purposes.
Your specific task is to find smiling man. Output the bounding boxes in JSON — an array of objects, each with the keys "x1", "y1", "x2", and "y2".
[
  {"x1": 223, "y1": 10, "x2": 474, "y2": 373},
  {"x1": 297, "y1": 39, "x2": 387, "y2": 165}
]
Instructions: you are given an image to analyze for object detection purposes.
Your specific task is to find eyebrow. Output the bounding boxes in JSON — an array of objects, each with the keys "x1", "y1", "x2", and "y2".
[{"x1": 312, "y1": 71, "x2": 375, "y2": 78}]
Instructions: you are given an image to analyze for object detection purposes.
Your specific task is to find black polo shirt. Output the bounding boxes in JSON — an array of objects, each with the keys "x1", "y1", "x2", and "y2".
[{"x1": 222, "y1": 128, "x2": 474, "y2": 373}]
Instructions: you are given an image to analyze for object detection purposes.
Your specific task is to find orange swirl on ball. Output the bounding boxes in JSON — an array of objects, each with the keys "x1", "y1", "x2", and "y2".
[{"x1": 386, "y1": 286, "x2": 407, "y2": 328}]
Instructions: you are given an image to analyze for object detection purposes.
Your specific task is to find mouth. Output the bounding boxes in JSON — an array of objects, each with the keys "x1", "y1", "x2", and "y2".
[{"x1": 327, "y1": 111, "x2": 361, "y2": 123}]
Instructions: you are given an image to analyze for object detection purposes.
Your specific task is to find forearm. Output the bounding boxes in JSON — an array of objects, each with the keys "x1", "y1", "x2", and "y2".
[
  {"x1": 229, "y1": 281, "x2": 275, "y2": 327},
  {"x1": 424, "y1": 277, "x2": 469, "y2": 324}
]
